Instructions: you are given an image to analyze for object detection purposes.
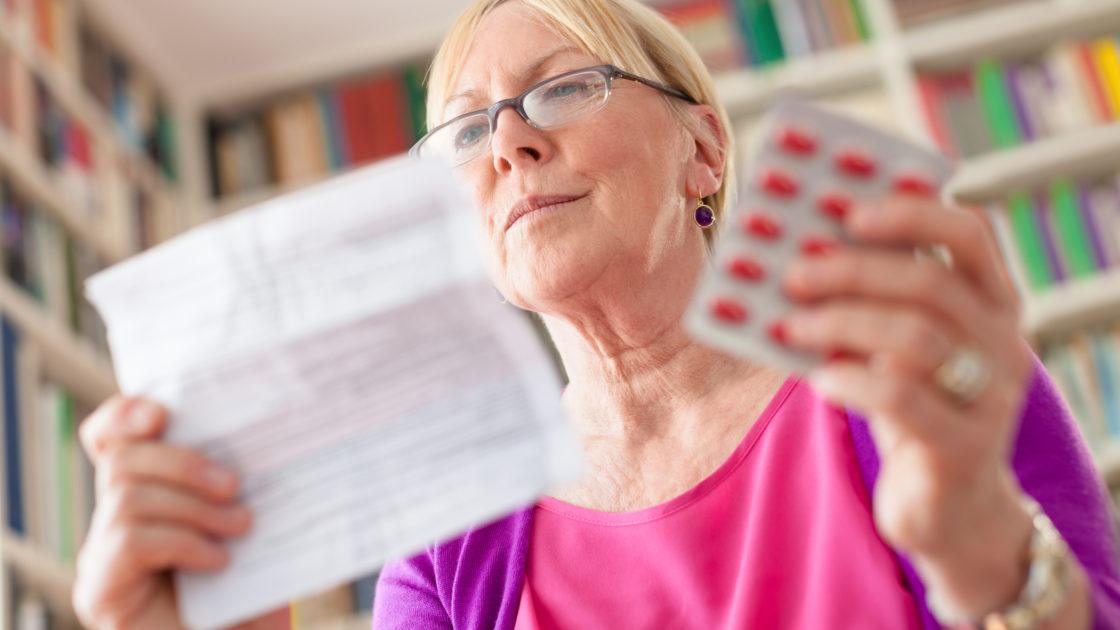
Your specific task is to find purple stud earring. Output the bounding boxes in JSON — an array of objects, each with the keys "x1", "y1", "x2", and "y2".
[{"x1": 695, "y1": 198, "x2": 715, "y2": 228}]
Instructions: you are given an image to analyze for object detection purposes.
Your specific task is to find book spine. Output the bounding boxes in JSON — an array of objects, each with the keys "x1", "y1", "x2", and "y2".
[
  {"x1": 403, "y1": 66, "x2": 428, "y2": 143},
  {"x1": 847, "y1": 0, "x2": 871, "y2": 41},
  {"x1": 1049, "y1": 179, "x2": 1097, "y2": 278},
  {"x1": 1075, "y1": 42, "x2": 1113, "y2": 122},
  {"x1": 769, "y1": 0, "x2": 812, "y2": 58},
  {"x1": 1003, "y1": 61, "x2": 1034, "y2": 141},
  {"x1": 1090, "y1": 182, "x2": 1120, "y2": 268},
  {"x1": 1034, "y1": 189, "x2": 1068, "y2": 284},
  {"x1": 2, "y1": 316, "x2": 24, "y2": 535},
  {"x1": 1091, "y1": 38, "x2": 1120, "y2": 118},
  {"x1": 741, "y1": 0, "x2": 786, "y2": 65},
  {"x1": 974, "y1": 58, "x2": 1021, "y2": 149},
  {"x1": 1090, "y1": 332, "x2": 1120, "y2": 436},
  {"x1": 914, "y1": 74, "x2": 956, "y2": 157},
  {"x1": 1006, "y1": 191, "x2": 1053, "y2": 290},
  {"x1": 1076, "y1": 182, "x2": 1112, "y2": 270}
]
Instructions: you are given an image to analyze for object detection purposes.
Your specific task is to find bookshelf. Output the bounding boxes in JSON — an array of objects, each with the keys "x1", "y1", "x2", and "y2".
[
  {"x1": 2, "y1": 0, "x2": 184, "y2": 628},
  {"x1": 3, "y1": 0, "x2": 1120, "y2": 628}
]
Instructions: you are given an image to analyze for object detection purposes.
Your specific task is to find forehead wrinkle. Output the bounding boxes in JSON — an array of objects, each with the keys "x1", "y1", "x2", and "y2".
[{"x1": 445, "y1": 45, "x2": 588, "y2": 113}]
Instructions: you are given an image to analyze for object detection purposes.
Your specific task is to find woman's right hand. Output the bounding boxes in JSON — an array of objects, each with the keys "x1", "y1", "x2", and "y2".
[{"x1": 71, "y1": 395, "x2": 257, "y2": 630}]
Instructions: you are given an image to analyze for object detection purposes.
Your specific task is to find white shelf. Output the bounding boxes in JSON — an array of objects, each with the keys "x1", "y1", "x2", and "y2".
[
  {"x1": 906, "y1": 0, "x2": 1120, "y2": 71},
  {"x1": 0, "y1": 277, "x2": 118, "y2": 405},
  {"x1": 0, "y1": 129, "x2": 129, "y2": 264},
  {"x1": 1, "y1": 528, "x2": 78, "y2": 626},
  {"x1": 1023, "y1": 269, "x2": 1120, "y2": 339},
  {"x1": 714, "y1": 44, "x2": 881, "y2": 118},
  {"x1": 947, "y1": 123, "x2": 1120, "y2": 203}
]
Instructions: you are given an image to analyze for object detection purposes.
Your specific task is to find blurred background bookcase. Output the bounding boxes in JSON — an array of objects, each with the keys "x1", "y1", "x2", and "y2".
[{"x1": 3, "y1": 0, "x2": 1120, "y2": 627}]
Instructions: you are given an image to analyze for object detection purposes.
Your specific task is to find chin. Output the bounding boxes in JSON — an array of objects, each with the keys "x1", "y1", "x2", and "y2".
[{"x1": 502, "y1": 246, "x2": 608, "y2": 310}]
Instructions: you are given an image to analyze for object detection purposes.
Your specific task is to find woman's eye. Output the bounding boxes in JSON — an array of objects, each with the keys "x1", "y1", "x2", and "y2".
[
  {"x1": 454, "y1": 123, "x2": 488, "y2": 150},
  {"x1": 543, "y1": 81, "x2": 588, "y2": 100}
]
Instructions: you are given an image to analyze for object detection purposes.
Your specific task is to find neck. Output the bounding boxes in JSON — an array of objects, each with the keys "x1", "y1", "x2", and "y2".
[{"x1": 538, "y1": 257, "x2": 777, "y2": 446}]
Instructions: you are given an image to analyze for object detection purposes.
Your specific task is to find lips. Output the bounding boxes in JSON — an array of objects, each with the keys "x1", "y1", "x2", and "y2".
[{"x1": 505, "y1": 194, "x2": 587, "y2": 231}]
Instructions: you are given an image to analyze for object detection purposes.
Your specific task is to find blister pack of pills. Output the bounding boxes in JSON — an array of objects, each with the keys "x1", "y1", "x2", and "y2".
[{"x1": 684, "y1": 97, "x2": 956, "y2": 372}]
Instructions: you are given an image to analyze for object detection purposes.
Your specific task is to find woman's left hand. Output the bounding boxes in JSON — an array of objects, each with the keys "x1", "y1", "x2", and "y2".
[{"x1": 780, "y1": 194, "x2": 1038, "y2": 618}]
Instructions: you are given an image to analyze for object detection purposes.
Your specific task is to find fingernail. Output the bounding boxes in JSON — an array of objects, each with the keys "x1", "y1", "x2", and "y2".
[
  {"x1": 129, "y1": 400, "x2": 158, "y2": 432},
  {"x1": 205, "y1": 466, "x2": 237, "y2": 491}
]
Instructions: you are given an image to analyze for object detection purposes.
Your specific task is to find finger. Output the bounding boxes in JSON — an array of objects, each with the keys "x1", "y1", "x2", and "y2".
[
  {"x1": 783, "y1": 247, "x2": 1001, "y2": 346},
  {"x1": 808, "y1": 360, "x2": 963, "y2": 444},
  {"x1": 80, "y1": 396, "x2": 168, "y2": 465},
  {"x1": 783, "y1": 300, "x2": 955, "y2": 377},
  {"x1": 99, "y1": 480, "x2": 253, "y2": 538},
  {"x1": 844, "y1": 196, "x2": 1014, "y2": 308},
  {"x1": 83, "y1": 520, "x2": 231, "y2": 578},
  {"x1": 98, "y1": 441, "x2": 240, "y2": 502}
]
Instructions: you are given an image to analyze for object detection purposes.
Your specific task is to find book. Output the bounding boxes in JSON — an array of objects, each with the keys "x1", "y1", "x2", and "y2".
[
  {"x1": 1049, "y1": 178, "x2": 1097, "y2": 278},
  {"x1": 974, "y1": 57, "x2": 1022, "y2": 149},
  {"x1": 1002, "y1": 191, "x2": 1052, "y2": 290},
  {"x1": 1090, "y1": 38, "x2": 1120, "y2": 119},
  {"x1": 1076, "y1": 182, "x2": 1112, "y2": 271},
  {"x1": 2, "y1": 316, "x2": 24, "y2": 535}
]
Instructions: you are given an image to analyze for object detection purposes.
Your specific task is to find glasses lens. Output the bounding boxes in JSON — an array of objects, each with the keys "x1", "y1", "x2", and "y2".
[
  {"x1": 418, "y1": 112, "x2": 491, "y2": 166},
  {"x1": 524, "y1": 70, "x2": 609, "y2": 128}
]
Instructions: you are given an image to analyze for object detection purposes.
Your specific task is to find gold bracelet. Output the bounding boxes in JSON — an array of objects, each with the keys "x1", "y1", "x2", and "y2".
[{"x1": 981, "y1": 496, "x2": 1071, "y2": 630}]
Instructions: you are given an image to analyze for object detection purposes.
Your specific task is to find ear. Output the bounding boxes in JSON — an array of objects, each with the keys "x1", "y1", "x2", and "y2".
[{"x1": 684, "y1": 104, "x2": 727, "y2": 198}]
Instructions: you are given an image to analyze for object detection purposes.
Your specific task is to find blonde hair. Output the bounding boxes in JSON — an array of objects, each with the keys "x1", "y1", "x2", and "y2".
[{"x1": 425, "y1": 0, "x2": 734, "y2": 237}]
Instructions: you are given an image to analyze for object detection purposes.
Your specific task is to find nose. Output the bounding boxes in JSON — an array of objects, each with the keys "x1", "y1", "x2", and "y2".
[{"x1": 489, "y1": 105, "x2": 551, "y2": 174}]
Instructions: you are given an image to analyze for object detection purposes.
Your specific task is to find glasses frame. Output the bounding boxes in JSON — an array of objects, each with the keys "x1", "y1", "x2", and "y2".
[{"x1": 409, "y1": 64, "x2": 699, "y2": 165}]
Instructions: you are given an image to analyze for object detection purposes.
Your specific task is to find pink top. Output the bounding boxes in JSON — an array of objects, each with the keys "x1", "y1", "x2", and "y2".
[{"x1": 514, "y1": 376, "x2": 924, "y2": 629}]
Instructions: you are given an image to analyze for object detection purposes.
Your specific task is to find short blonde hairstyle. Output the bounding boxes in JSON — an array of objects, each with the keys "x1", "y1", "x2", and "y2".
[{"x1": 425, "y1": 0, "x2": 734, "y2": 237}]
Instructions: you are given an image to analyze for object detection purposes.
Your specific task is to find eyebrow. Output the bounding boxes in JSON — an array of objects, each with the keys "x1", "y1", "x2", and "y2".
[{"x1": 445, "y1": 46, "x2": 584, "y2": 110}]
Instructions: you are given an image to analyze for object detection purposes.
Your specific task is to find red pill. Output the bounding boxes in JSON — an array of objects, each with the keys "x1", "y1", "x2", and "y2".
[
  {"x1": 759, "y1": 168, "x2": 800, "y2": 198},
  {"x1": 776, "y1": 126, "x2": 817, "y2": 155},
  {"x1": 835, "y1": 149, "x2": 877, "y2": 178},
  {"x1": 726, "y1": 256, "x2": 766, "y2": 282},
  {"x1": 827, "y1": 348, "x2": 859, "y2": 362},
  {"x1": 742, "y1": 213, "x2": 783, "y2": 240},
  {"x1": 768, "y1": 321, "x2": 789, "y2": 345},
  {"x1": 800, "y1": 235, "x2": 841, "y2": 256},
  {"x1": 710, "y1": 297, "x2": 749, "y2": 324},
  {"x1": 817, "y1": 193, "x2": 852, "y2": 221},
  {"x1": 893, "y1": 173, "x2": 936, "y2": 197}
]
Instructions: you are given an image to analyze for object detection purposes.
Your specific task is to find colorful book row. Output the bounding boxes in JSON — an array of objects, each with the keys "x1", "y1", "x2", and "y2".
[
  {"x1": 653, "y1": 0, "x2": 871, "y2": 72},
  {"x1": 0, "y1": 177, "x2": 109, "y2": 352},
  {"x1": 1, "y1": 315, "x2": 96, "y2": 563},
  {"x1": 917, "y1": 35, "x2": 1120, "y2": 159},
  {"x1": 1, "y1": 0, "x2": 178, "y2": 181},
  {"x1": 987, "y1": 172, "x2": 1120, "y2": 292},
  {"x1": 207, "y1": 67, "x2": 426, "y2": 200},
  {"x1": 1042, "y1": 324, "x2": 1120, "y2": 449}
]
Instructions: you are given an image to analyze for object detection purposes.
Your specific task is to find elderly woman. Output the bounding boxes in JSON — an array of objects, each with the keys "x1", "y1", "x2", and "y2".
[{"x1": 73, "y1": 0, "x2": 1119, "y2": 628}]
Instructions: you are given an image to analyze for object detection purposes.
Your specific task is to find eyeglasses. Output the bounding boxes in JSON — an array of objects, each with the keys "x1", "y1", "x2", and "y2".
[{"x1": 410, "y1": 64, "x2": 697, "y2": 167}]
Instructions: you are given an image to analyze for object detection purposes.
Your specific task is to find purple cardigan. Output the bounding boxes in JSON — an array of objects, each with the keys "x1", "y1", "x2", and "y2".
[{"x1": 373, "y1": 356, "x2": 1120, "y2": 629}]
